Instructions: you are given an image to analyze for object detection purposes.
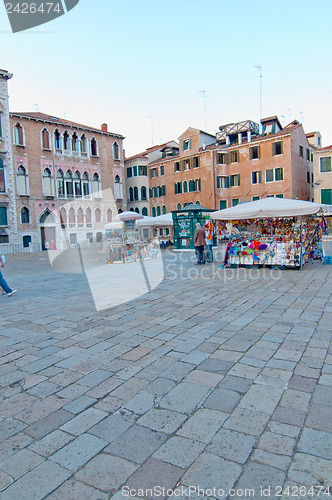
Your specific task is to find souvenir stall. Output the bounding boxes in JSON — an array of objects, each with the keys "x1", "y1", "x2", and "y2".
[
  {"x1": 136, "y1": 213, "x2": 174, "y2": 247},
  {"x1": 210, "y1": 198, "x2": 324, "y2": 269},
  {"x1": 105, "y1": 212, "x2": 149, "y2": 263},
  {"x1": 172, "y1": 203, "x2": 216, "y2": 250}
]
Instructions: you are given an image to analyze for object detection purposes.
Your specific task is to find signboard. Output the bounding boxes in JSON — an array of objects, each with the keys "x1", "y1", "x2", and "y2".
[{"x1": 124, "y1": 220, "x2": 135, "y2": 231}]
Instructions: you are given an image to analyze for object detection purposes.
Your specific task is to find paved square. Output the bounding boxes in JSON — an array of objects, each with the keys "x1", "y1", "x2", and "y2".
[{"x1": 0, "y1": 250, "x2": 331, "y2": 497}]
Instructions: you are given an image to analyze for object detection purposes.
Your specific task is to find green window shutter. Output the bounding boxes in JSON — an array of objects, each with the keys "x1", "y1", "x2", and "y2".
[
  {"x1": 182, "y1": 141, "x2": 185, "y2": 151},
  {"x1": 320, "y1": 157, "x2": 332, "y2": 172},
  {"x1": 0, "y1": 207, "x2": 7, "y2": 225},
  {"x1": 321, "y1": 189, "x2": 332, "y2": 204},
  {"x1": 189, "y1": 139, "x2": 191, "y2": 149},
  {"x1": 217, "y1": 176, "x2": 220, "y2": 189},
  {"x1": 219, "y1": 200, "x2": 227, "y2": 209},
  {"x1": 174, "y1": 183, "x2": 177, "y2": 194},
  {"x1": 226, "y1": 176, "x2": 229, "y2": 188}
]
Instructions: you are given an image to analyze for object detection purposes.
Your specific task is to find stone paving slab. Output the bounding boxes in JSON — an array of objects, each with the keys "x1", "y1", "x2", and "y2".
[{"x1": 0, "y1": 252, "x2": 332, "y2": 497}]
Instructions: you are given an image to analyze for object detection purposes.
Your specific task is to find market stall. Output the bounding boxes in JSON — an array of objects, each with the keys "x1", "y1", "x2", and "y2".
[
  {"x1": 210, "y1": 198, "x2": 324, "y2": 269},
  {"x1": 105, "y1": 212, "x2": 166, "y2": 263},
  {"x1": 136, "y1": 213, "x2": 174, "y2": 247}
]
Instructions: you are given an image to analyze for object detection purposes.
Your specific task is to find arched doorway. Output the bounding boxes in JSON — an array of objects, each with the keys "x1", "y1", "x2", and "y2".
[{"x1": 39, "y1": 209, "x2": 56, "y2": 250}]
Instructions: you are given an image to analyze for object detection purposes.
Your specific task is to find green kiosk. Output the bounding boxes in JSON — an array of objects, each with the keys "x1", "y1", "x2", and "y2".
[{"x1": 172, "y1": 203, "x2": 215, "y2": 250}]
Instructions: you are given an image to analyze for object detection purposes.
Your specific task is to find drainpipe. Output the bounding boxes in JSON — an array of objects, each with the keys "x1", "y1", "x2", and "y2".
[{"x1": 212, "y1": 150, "x2": 217, "y2": 210}]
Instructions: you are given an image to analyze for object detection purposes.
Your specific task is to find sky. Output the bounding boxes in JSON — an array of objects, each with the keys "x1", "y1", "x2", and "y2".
[{"x1": 1, "y1": 0, "x2": 332, "y2": 156}]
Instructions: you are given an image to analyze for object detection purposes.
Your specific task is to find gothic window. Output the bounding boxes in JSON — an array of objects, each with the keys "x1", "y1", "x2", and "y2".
[
  {"x1": 43, "y1": 168, "x2": 53, "y2": 196},
  {"x1": 57, "y1": 169, "x2": 65, "y2": 197},
  {"x1": 21, "y1": 206, "x2": 30, "y2": 224},
  {"x1": 41, "y1": 128, "x2": 50, "y2": 149},
  {"x1": 17, "y1": 165, "x2": 28, "y2": 195},
  {"x1": 14, "y1": 122, "x2": 24, "y2": 146}
]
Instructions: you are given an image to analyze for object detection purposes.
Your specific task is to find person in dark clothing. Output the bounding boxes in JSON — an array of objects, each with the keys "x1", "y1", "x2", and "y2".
[{"x1": 194, "y1": 223, "x2": 206, "y2": 264}]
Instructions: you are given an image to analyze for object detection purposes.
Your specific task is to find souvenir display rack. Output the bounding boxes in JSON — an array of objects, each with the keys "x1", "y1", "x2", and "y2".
[{"x1": 216, "y1": 216, "x2": 323, "y2": 269}]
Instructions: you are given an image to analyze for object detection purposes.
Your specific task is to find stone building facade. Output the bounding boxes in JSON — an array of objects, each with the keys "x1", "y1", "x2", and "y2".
[
  {"x1": 10, "y1": 112, "x2": 126, "y2": 250},
  {"x1": 313, "y1": 145, "x2": 332, "y2": 205},
  {"x1": 0, "y1": 70, "x2": 18, "y2": 246}
]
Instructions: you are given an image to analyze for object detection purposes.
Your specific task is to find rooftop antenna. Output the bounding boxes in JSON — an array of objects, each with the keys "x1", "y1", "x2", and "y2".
[
  {"x1": 146, "y1": 115, "x2": 154, "y2": 146},
  {"x1": 286, "y1": 108, "x2": 291, "y2": 123},
  {"x1": 33, "y1": 104, "x2": 39, "y2": 112},
  {"x1": 254, "y1": 65, "x2": 262, "y2": 130},
  {"x1": 299, "y1": 112, "x2": 304, "y2": 124},
  {"x1": 197, "y1": 90, "x2": 207, "y2": 131}
]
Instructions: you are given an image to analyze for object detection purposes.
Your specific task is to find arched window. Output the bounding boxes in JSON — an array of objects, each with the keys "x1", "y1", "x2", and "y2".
[
  {"x1": 0, "y1": 158, "x2": 5, "y2": 193},
  {"x1": 95, "y1": 208, "x2": 101, "y2": 223},
  {"x1": 60, "y1": 207, "x2": 67, "y2": 227},
  {"x1": 177, "y1": 203, "x2": 181, "y2": 210},
  {"x1": 195, "y1": 179, "x2": 201, "y2": 191},
  {"x1": 114, "y1": 174, "x2": 123, "y2": 200},
  {"x1": 54, "y1": 129, "x2": 62, "y2": 151},
  {"x1": 141, "y1": 186, "x2": 147, "y2": 200},
  {"x1": 77, "y1": 207, "x2": 84, "y2": 227},
  {"x1": 196, "y1": 200, "x2": 200, "y2": 205},
  {"x1": 43, "y1": 168, "x2": 53, "y2": 197},
  {"x1": 91, "y1": 138, "x2": 98, "y2": 156},
  {"x1": 72, "y1": 132, "x2": 79, "y2": 152},
  {"x1": 21, "y1": 207, "x2": 30, "y2": 224},
  {"x1": 63, "y1": 131, "x2": 70, "y2": 151},
  {"x1": 129, "y1": 187, "x2": 134, "y2": 201},
  {"x1": 68, "y1": 207, "x2": 76, "y2": 227},
  {"x1": 80, "y1": 134, "x2": 87, "y2": 155},
  {"x1": 107, "y1": 208, "x2": 112, "y2": 223},
  {"x1": 65, "y1": 170, "x2": 73, "y2": 197},
  {"x1": 57, "y1": 169, "x2": 64, "y2": 197},
  {"x1": 162, "y1": 205, "x2": 166, "y2": 214},
  {"x1": 142, "y1": 207, "x2": 148, "y2": 216},
  {"x1": 152, "y1": 207, "x2": 156, "y2": 217},
  {"x1": 82, "y1": 172, "x2": 90, "y2": 196},
  {"x1": 41, "y1": 128, "x2": 50, "y2": 149},
  {"x1": 86, "y1": 207, "x2": 92, "y2": 227},
  {"x1": 74, "y1": 171, "x2": 82, "y2": 197},
  {"x1": 14, "y1": 122, "x2": 24, "y2": 146},
  {"x1": 183, "y1": 181, "x2": 188, "y2": 193},
  {"x1": 93, "y1": 172, "x2": 100, "y2": 197},
  {"x1": 130, "y1": 208, "x2": 134, "y2": 212},
  {"x1": 134, "y1": 186, "x2": 138, "y2": 201},
  {"x1": 157, "y1": 206, "x2": 161, "y2": 216},
  {"x1": 135, "y1": 207, "x2": 140, "y2": 214},
  {"x1": 189, "y1": 180, "x2": 195, "y2": 192},
  {"x1": 17, "y1": 165, "x2": 28, "y2": 195},
  {"x1": 113, "y1": 142, "x2": 119, "y2": 160}
]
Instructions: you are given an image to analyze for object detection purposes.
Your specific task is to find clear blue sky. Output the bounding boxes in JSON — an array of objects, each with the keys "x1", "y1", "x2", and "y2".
[{"x1": 1, "y1": 0, "x2": 331, "y2": 156}]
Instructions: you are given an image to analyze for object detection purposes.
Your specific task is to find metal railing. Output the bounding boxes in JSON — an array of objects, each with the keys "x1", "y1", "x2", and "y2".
[{"x1": 0, "y1": 243, "x2": 42, "y2": 255}]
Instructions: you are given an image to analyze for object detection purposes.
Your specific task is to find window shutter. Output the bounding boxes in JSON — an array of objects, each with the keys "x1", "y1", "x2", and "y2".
[
  {"x1": 225, "y1": 152, "x2": 231, "y2": 164},
  {"x1": 226, "y1": 176, "x2": 229, "y2": 188},
  {"x1": 182, "y1": 141, "x2": 185, "y2": 151},
  {"x1": 217, "y1": 176, "x2": 220, "y2": 189},
  {"x1": 189, "y1": 139, "x2": 191, "y2": 149},
  {"x1": 258, "y1": 171, "x2": 261, "y2": 183}
]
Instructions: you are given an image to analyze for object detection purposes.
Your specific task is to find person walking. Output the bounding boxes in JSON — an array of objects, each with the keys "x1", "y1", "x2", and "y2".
[
  {"x1": 194, "y1": 223, "x2": 206, "y2": 265},
  {"x1": 205, "y1": 221, "x2": 214, "y2": 262},
  {"x1": 0, "y1": 256, "x2": 16, "y2": 297}
]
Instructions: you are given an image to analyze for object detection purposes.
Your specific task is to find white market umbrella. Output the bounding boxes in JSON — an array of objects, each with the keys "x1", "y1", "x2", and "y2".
[
  {"x1": 137, "y1": 213, "x2": 173, "y2": 226},
  {"x1": 113, "y1": 211, "x2": 144, "y2": 222},
  {"x1": 210, "y1": 197, "x2": 323, "y2": 220}
]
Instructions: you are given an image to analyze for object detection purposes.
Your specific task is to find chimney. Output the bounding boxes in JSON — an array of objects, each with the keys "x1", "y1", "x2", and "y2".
[{"x1": 101, "y1": 123, "x2": 108, "y2": 132}]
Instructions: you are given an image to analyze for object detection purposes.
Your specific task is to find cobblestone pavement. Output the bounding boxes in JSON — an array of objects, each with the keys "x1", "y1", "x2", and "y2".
[{"x1": 0, "y1": 248, "x2": 331, "y2": 499}]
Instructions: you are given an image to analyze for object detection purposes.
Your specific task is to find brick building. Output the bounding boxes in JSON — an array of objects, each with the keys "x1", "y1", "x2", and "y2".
[
  {"x1": 148, "y1": 118, "x2": 315, "y2": 213},
  {"x1": 10, "y1": 112, "x2": 125, "y2": 249},
  {"x1": 0, "y1": 69, "x2": 18, "y2": 245}
]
